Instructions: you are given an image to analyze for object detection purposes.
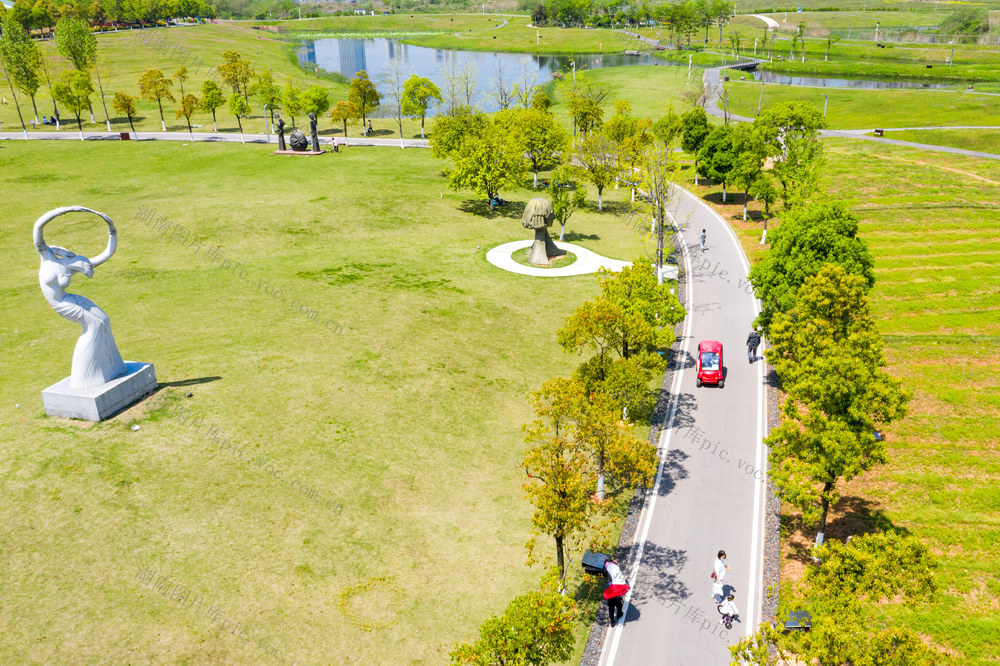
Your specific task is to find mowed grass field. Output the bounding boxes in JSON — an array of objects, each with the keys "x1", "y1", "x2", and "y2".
[
  {"x1": 807, "y1": 139, "x2": 999, "y2": 663},
  {"x1": 725, "y1": 79, "x2": 1000, "y2": 129},
  {"x1": 0, "y1": 140, "x2": 649, "y2": 664}
]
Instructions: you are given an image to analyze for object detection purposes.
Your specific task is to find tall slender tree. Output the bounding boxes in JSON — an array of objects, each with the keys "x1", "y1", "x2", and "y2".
[
  {"x1": 51, "y1": 70, "x2": 93, "y2": 140},
  {"x1": 0, "y1": 14, "x2": 41, "y2": 126},
  {"x1": 199, "y1": 79, "x2": 225, "y2": 132},
  {"x1": 348, "y1": 70, "x2": 380, "y2": 136},
  {"x1": 138, "y1": 69, "x2": 174, "y2": 132}
]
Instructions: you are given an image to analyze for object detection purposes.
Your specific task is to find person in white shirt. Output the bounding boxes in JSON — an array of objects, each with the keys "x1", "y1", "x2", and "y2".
[
  {"x1": 719, "y1": 594, "x2": 740, "y2": 626},
  {"x1": 714, "y1": 550, "x2": 729, "y2": 582}
]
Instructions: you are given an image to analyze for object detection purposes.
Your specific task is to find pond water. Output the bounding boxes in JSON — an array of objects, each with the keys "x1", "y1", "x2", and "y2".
[
  {"x1": 297, "y1": 37, "x2": 664, "y2": 113},
  {"x1": 751, "y1": 70, "x2": 953, "y2": 90}
]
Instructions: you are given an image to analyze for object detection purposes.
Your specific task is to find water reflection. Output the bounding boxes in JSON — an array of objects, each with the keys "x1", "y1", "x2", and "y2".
[
  {"x1": 299, "y1": 37, "x2": 665, "y2": 113},
  {"x1": 752, "y1": 70, "x2": 953, "y2": 90}
]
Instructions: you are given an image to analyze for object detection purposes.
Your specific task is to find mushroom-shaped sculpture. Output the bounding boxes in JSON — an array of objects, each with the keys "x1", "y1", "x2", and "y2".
[{"x1": 521, "y1": 197, "x2": 566, "y2": 265}]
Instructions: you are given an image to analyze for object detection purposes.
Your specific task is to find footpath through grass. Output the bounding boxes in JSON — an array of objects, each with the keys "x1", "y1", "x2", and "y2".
[{"x1": 0, "y1": 140, "x2": 648, "y2": 664}]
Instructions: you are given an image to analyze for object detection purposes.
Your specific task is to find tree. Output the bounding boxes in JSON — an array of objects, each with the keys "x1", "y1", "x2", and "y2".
[
  {"x1": 440, "y1": 60, "x2": 477, "y2": 116},
  {"x1": 550, "y1": 166, "x2": 586, "y2": 241},
  {"x1": 765, "y1": 266, "x2": 908, "y2": 543},
  {"x1": 730, "y1": 121, "x2": 767, "y2": 221},
  {"x1": 54, "y1": 15, "x2": 112, "y2": 128},
  {"x1": 217, "y1": 50, "x2": 253, "y2": 102},
  {"x1": 301, "y1": 84, "x2": 330, "y2": 119},
  {"x1": 748, "y1": 202, "x2": 875, "y2": 334},
  {"x1": 0, "y1": 14, "x2": 41, "y2": 125},
  {"x1": 697, "y1": 125, "x2": 738, "y2": 201},
  {"x1": 574, "y1": 132, "x2": 622, "y2": 211},
  {"x1": 638, "y1": 145, "x2": 682, "y2": 284},
  {"x1": 112, "y1": 91, "x2": 138, "y2": 137},
  {"x1": 512, "y1": 61, "x2": 537, "y2": 109},
  {"x1": 51, "y1": 70, "x2": 93, "y2": 140},
  {"x1": 652, "y1": 105, "x2": 682, "y2": 149},
  {"x1": 249, "y1": 69, "x2": 280, "y2": 125},
  {"x1": 501, "y1": 107, "x2": 568, "y2": 188},
  {"x1": 680, "y1": 107, "x2": 710, "y2": 185},
  {"x1": 603, "y1": 101, "x2": 652, "y2": 201},
  {"x1": 754, "y1": 101, "x2": 825, "y2": 209},
  {"x1": 712, "y1": 0, "x2": 731, "y2": 46},
  {"x1": 348, "y1": 70, "x2": 380, "y2": 135},
  {"x1": 824, "y1": 33, "x2": 839, "y2": 61},
  {"x1": 199, "y1": 79, "x2": 225, "y2": 132},
  {"x1": 749, "y1": 173, "x2": 777, "y2": 241},
  {"x1": 487, "y1": 59, "x2": 516, "y2": 111},
  {"x1": 381, "y1": 56, "x2": 408, "y2": 148},
  {"x1": 175, "y1": 93, "x2": 198, "y2": 139},
  {"x1": 401, "y1": 74, "x2": 441, "y2": 138},
  {"x1": 138, "y1": 69, "x2": 174, "y2": 132},
  {"x1": 430, "y1": 109, "x2": 489, "y2": 160},
  {"x1": 329, "y1": 100, "x2": 360, "y2": 142},
  {"x1": 446, "y1": 119, "x2": 527, "y2": 205},
  {"x1": 521, "y1": 377, "x2": 595, "y2": 580},
  {"x1": 174, "y1": 65, "x2": 188, "y2": 97},
  {"x1": 228, "y1": 92, "x2": 250, "y2": 143},
  {"x1": 281, "y1": 77, "x2": 302, "y2": 128},
  {"x1": 450, "y1": 573, "x2": 575, "y2": 666}
]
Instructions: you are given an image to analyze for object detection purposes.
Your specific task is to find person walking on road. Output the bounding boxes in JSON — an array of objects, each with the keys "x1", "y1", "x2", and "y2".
[
  {"x1": 713, "y1": 550, "x2": 729, "y2": 582},
  {"x1": 604, "y1": 558, "x2": 629, "y2": 626},
  {"x1": 700, "y1": 228, "x2": 707, "y2": 251},
  {"x1": 747, "y1": 329, "x2": 761, "y2": 363}
]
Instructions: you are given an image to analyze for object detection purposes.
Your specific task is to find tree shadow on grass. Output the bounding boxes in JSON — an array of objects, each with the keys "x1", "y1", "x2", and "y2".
[
  {"x1": 159, "y1": 376, "x2": 223, "y2": 387},
  {"x1": 458, "y1": 198, "x2": 526, "y2": 220},
  {"x1": 562, "y1": 231, "x2": 601, "y2": 242},
  {"x1": 782, "y1": 495, "x2": 908, "y2": 567}
]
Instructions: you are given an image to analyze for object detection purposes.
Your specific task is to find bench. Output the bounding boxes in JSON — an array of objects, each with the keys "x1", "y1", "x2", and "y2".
[
  {"x1": 783, "y1": 610, "x2": 812, "y2": 633},
  {"x1": 874, "y1": 129, "x2": 884, "y2": 137}
]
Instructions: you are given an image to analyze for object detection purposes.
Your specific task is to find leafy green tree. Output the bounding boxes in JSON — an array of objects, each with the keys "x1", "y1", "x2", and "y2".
[
  {"x1": 138, "y1": 68, "x2": 174, "y2": 131},
  {"x1": 281, "y1": 77, "x2": 302, "y2": 128},
  {"x1": 228, "y1": 91, "x2": 251, "y2": 143},
  {"x1": 0, "y1": 14, "x2": 41, "y2": 125},
  {"x1": 748, "y1": 202, "x2": 875, "y2": 334},
  {"x1": 249, "y1": 69, "x2": 280, "y2": 125},
  {"x1": 199, "y1": 79, "x2": 225, "y2": 132},
  {"x1": 824, "y1": 33, "x2": 839, "y2": 61},
  {"x1": 51, "y1": 70, "x2": 93, "y2": 140},
  {"x1": 697, "y1": 124, "x2": 738, "y2": 201},
  {"x1": 174, "y1": 65, "x2": 188, "y2": 97},
  {"x1": 731, "y1": 121, "x2": 767, "y2": 221},
  {"x1": 749, "y1": 173, "x2": 778, "y2": 240},
  {"x1": 54, "y1": 16, "x2": 111, "y2": 128},
  {"x1": 754, "y1": 101, "x2": 825, "y2": 209},
  {"x1": 602, "y1": 100, "x2": 652, "y2": 198},
  {"x1": 573, "y1": 132, "x2": 622, "y2": 211},
  {"x1": 446, "y1": 119, "x2": 527, "y2": 206},
  {"x1": 652, "y1": 105, "x2": 682, "y2": 149},
  {"x1": 329, "y1": 100, "x2": 360, "y2": 140},
  {"x1": 450, "y1": 573, "x2": 575, "y2": 666},
  {"x1": 175, "y1": 92, "x2": 198, "y2": 139},
  {"x1": 499, "y1": 107, "x2": 568, "y2": 188},
  {"x1": 567, "y1": 91, "x2": 603, "y2": 135},
  {"x1": 549, "y1": 166, "x2": 586, "y2": 241},
  {"x1": 112, "y1": 91, "x2": 138, "y2": 137},
  {"x1": 301, "y1": 84, "x2": 330, "y2": 119},
  {"x1": 430, "y1": 108, "x2": 489, "y2": 160},
  {"x1": 680, "y1": 106, "x2": 710, "y2": 185},
  {"x1": 766, "y1": 266, "x2": 908, "y2": 542},
  {"x1": 521, "y1": 377, "x2": 596, "y2": 579},
  {"x1": 217, "y1": 50, "x2": 253, "y2": 102},
  {"x1": 401, "y1": 74, "x2": 442, "y2": 138},
  {"x1": 348, "y1": 69, "x2": 380, "y2": 135}
]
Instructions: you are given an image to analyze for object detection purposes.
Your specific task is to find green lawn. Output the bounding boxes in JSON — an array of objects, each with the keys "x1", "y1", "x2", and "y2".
[
  {"x1": 725, "y1": 78, "x2": 1000, "y2": 129},
  {"x1": 0, "y1": 140, "x2": 650, "y2": 664},
  {"x1": 804, "y1": 139, "x2": 1000, "y2": 664},
  {"x1": 875, "y1": 128, "x2": 1000, "y2": 153}
]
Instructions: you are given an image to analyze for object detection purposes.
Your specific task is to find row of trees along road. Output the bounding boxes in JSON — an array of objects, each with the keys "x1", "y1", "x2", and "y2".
[
  {"x1": 0, "y1": 0, "x2": 217, "y2": 32},
  {"x1": 530, "y1": 0, "x2": 733, "y2": 45},
  {"x1": 453, "y1": 263, "x2": 685, "y2": 665}
]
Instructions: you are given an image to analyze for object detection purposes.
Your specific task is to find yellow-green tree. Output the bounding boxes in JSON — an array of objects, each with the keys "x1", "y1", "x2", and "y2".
[
  {"x1": 137, "y1": 68, "x2": 174, "y2": 131},
  {"x1": 111, "y1": 91, "x2": 138, "y2": 137},
  {"x1": 348, "y1": 70, "x2": 380, "y2": 135},
  {"x1": 51, "y1": 70, "x2": 93, "y2": 140},
  {"x1": 199, "y1": 80, "x2": 226, "y2": 132},
  {"x1": 175, "y1": 93, "x2": 199, "y2": 140},
  {"x1": 329, "y1": 100, "x2": 360, "y2": 141}
]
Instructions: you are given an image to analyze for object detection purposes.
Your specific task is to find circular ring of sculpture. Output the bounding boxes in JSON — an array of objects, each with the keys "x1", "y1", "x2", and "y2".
[
  {"x1": 33, "y1": 205, "x2": 117, "y2": 264},
  {"x1": 34, "y1": 206, "x2": 127, "y2": 389}
]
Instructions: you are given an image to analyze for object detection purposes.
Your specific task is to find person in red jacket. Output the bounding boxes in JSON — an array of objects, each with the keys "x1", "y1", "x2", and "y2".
[{"x1": 603, "y1": 558, "x2": 630, "y2": 626}]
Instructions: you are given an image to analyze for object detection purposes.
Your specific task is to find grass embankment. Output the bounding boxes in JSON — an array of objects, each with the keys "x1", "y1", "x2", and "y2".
[
  {"x1": 879, "y1": 128, "x2": 1000, "y2": 153},
  {"x1": 725, "y1": 78, "x2": 1000, "y2": 129},
  {"x1": 0, "y1": 141, "x2": 650, "y2": 664}
]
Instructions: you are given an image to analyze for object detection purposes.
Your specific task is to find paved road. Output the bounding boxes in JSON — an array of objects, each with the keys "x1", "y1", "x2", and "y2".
[
  {"x1": 702, "y1": 67, "x2": 1000, "y2": 160},
  {"x1": 749, "y1": 14, "x2": 779, "y2": 30},
  {"x1": 0, "y1": 130, "x2": 431, "y2": 148},
  {"x1": 599, "y1": 185, "x2": 769, "y2": 666}
]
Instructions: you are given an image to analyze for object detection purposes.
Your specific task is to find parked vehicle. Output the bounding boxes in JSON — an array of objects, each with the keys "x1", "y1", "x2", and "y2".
[{"x1": 696, "y1": 340, "x2": 724, "y2": 388}]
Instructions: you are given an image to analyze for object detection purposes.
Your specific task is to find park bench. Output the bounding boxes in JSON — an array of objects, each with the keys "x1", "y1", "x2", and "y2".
[
  {"x1": 783, "y1": 610, "x2": 812, "y2": 633},
  {"x1": 874, "y1": 129, "x2": 884, "y2": 137}
]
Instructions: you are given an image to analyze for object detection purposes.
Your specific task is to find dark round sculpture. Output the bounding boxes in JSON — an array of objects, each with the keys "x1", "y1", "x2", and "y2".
[{"x1": 289, "y1": 129, "x2": 309, "y2": 151}]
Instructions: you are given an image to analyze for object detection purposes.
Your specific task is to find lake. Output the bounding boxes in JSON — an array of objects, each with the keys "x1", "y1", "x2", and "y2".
[
  {"x1": 751, "y1": 70, "x2": 953, "y2": 90},
  {"x1": 297, "y1": 37, "x2": 663, "y2": 113}
]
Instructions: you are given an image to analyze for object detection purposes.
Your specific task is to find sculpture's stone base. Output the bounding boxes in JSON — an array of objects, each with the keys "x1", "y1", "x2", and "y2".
[
  {"x1": 271, "y1": 149, "x2": 325, "y2": 156},
  {"x1": 42, "y1": 361, "x2": 157, "y2": 421}
]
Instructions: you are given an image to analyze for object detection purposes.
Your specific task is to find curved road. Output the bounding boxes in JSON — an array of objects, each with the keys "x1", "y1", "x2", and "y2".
[{"x1": 599, "y1": 184, "x2": 769, "y2": 665}]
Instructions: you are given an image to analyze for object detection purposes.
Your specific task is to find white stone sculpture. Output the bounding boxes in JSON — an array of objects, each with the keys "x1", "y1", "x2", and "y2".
[{"x1": 34, "y1": 206, "x2": 128, "y2": 388}]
